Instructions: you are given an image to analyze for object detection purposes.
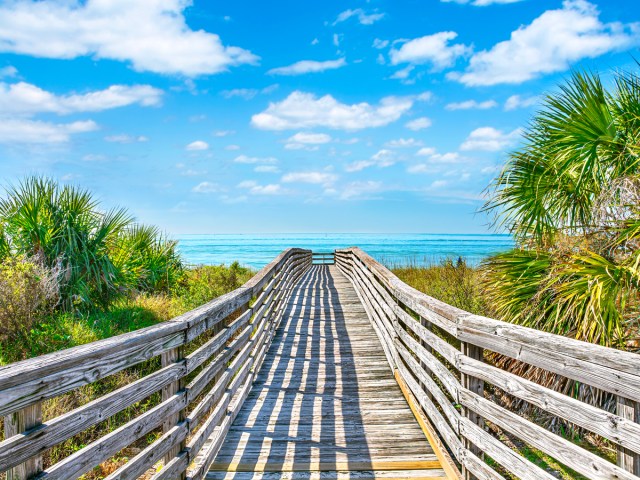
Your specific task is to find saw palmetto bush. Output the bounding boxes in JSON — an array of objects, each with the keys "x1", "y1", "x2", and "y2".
[
  {"x1": 484, "y1": 69, "x2": 640, "y2": 350},
  {"x1": 0, "y1": 176, "x2": 183, "y2": 310}
]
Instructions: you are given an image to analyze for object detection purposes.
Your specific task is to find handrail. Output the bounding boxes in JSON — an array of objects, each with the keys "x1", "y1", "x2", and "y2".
[
  {"x1": 311, "y1": 252, "x2": 335, "y2": 265},
  {"x1": 336, "y1": 247, "x2": 640, "y2": 480},
  {"x1": 0, "y1": 249, "x2": 312, "y2": 480}
]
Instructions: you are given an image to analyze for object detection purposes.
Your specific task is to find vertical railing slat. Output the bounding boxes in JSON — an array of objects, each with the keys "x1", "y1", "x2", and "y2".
[
  {"x1": 617, "y1": 396, "x2": 640, "y2": 475},
  {"x1": 5, "y1": 403, "x2": 43, "y2": 480},
  {"x1": 161, "y1": 346, "x2": 186, "y2": 480},
  {"x1": 460, "y1": 342, "x2": 484, "y2": 480}
]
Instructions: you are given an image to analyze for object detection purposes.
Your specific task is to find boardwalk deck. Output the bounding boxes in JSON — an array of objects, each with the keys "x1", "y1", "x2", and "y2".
[{"x1": 208, "y1": 265, "x2": 446, "y2": 479}]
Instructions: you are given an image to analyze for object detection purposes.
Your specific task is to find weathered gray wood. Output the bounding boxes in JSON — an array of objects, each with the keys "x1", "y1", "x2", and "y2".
[
  {"x1": 460, "y1": 355, "x2": 640, "y2": 455},
  {"x1": 618, "y1": 396, "x2": 640, "y2": 474},
  {"x1": 396, "y1": 360, "x2": 462, "y2": 462},
  {"x1": 395, "y1": 324, "x2": 460, "y2": 400},
  {"x1": 459, "y1": 416, "x2": 556, "y2": 480},
  {"x1": 104, "y1": 423, "x2": 188, "y2": 480},
  {"x1": 395, "y1": 340, "x2": 459, "y2": 431},
  {"x1": 0, "y1": 330, "x2": 185, "y2": 417},
  {"x1": 0, "y1": 363, "x2": 183, "y2": 472},
  {"x1": 460, "y1": 342, "x2": 483, "y2": 480},
  {"x1": 162, "y1": 346, "x2": 186, "y2": 478},
  {"x1": 459, "y1": 449, "x2": 504, "y2": 480},
  {"x1": 41, "y1": 393, "x2": 187, "y2": 480},
  {"x1": 5, "y1": 403, "x2": 42, "y2": 480},
  {"x1": 460, "y1": 388, "x2": 637, "y2": 480},
  {"x1": 208, "y1": 265, "x2": 441, "y2": 478},
  {"x1": 0, "y1": 248, "x2": 311, "y2": 480},
  {"x1": 458, "y1": 317, "x2": 640, "y2": 401}
]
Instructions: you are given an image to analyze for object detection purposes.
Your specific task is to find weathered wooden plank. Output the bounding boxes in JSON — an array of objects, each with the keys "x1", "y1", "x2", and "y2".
[
  {"x1": 394, "y1": 370, "x2": 463, "y2": 480},
  {"x1": 458, "y1": 316, "x2": 640, "y2": 401},
  {"x1": 458, "y1": 416, "x2": 556, "y2": 480},
  {"x1": 0, "y1": 330, "x2": 185, "y2": 417},
  {"x1": 460, "y1": 342, "x2": 483, "y2": 480},
  {"x1": 459, "y1": 355, "x2": 640, "y2": 455},
  {"x1": 206, "y1": 263, "x2": 443, "y2": 478},
  {"x1": 161, "y1": 346, "x2": 186, "y2": 477},
  {"x1": 618, "y1": 396, "x2": 640, "y2": 474},
  {"x1": 5, "y1": 403, "x2": 42, "y2": 480},
  {"x1": 395, "y1": 340, "x2": 459, "y2": 430},
  {"x1": 396, "y1": 325, "x2": 460, "y2": 400},
  {"x1": 0, "y1": 362, "x2": 183, "y2": 472},
  {"x1": 460, "y1": 388, "x2": 637, "y2": 480},
  {"x1": 104, "y1": 423, "x2": 188, "y2": 480},
  {"x1": 396, "y1": 361, "x2": 462, "y2": 462},
  {"x1": 41, "y1": 392, "x2": 187, "y2": 480}
]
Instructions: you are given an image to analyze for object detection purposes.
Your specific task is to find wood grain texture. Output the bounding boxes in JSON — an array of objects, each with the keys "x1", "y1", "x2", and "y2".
[{"x1": 209, "y1": 265, "x2": 446, "y2": 479}]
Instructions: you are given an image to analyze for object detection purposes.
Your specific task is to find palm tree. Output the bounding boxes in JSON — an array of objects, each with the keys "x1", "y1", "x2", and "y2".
[
  {"x1": 0, "y1": 177, "x2": 184, "y2": 310},
  {"x1": 483, "y1": 69, "x2": 640, "y2": 348}
]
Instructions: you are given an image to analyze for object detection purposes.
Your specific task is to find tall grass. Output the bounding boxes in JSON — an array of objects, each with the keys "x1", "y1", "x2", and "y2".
[{"x1": 391, "y1": 257, "x2": 488, "y2": 316}]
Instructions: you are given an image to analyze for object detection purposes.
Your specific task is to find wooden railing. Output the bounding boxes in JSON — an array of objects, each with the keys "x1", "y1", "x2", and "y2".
[
  {"x1": 335, "y1": 247, "x2": 640, "y2": 480},
  {"x1": 311, "y1": 252, "x2": 335, "y2": 265},
  {"x1": 0, "y1": 249, "x2": 312, "y2": 480}
]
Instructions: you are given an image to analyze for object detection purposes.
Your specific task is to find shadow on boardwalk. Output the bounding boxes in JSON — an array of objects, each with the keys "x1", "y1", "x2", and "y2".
[{"x1": 209, "y1": 265, "x2": 438, "y2": 479}]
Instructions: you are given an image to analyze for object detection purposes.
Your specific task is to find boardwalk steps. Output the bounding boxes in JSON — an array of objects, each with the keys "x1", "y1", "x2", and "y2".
[{"x1": 1, "y1": 248, "x2": 640, "y2": 479}]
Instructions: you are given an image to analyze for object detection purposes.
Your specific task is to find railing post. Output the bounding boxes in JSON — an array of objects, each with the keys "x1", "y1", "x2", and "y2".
[
  {"x1": 460, "y1": 342, "x2": 484, "y2": 480},
  {"x1": 617, "y1": 396, "x2": 640, "y2": 474},
  {"x1": 162, "y1": 346, "x2": 186, "y2": 479},
  {"x1": 420, "y1": 317, "x2": 434, "y2": 403},
  {"x1": 5, "y1": 403, "x2": 42, "y2": 480}
]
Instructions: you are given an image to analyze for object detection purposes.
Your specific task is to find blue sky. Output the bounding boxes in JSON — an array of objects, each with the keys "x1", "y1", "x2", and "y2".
[{"x1": 0, "y1": 0, "x2": 637, "y2": 234}]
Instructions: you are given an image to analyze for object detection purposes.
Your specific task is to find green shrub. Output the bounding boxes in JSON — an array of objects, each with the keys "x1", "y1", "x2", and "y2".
[
  {"x1": 173, "y1": 262, "x2": 253, "y2": 310},
  {"x1": 0, "y1": 176, "x2": 184, "y2": 310},
  {"x1": 110, "y1": 224, "x2": 184, "y2": 294},
  {"x1": 0, "y1": 255, "x2": 60, "y2": 362}
]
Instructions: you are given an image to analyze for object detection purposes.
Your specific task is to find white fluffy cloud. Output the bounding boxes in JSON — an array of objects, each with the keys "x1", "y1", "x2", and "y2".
[
  {"x1": 0, "y1": 118, "x2": 97, "y2": 143},
  {"x1": 238, "y1": 180, "x2": 282, "y2": 195},
  {"x1": 285, "y1": 132, "x2": 331, "y2": 150},
  {"x1": 390, "y1": 32, "x2": 471, "y2": 69},
  {"x1": 385, "y1": 138, "x2": 423, "y2": 148},
  {"x1": 416, "y1": 147, "x2": 437, "y2": 157},
  {"x1": 104, "y1": 134, "x2": 148, "y2": 143},
  {"x1": 346, "y1": 149, "x2": 396, "y2": 172},
  {"x1": 460, "y1": 127, "x2": 520, "y2": 151},
  {"x1": 0, "y1": 0, "x2": 258, "y2": 76},
  {"x1": 251, "y1": 91, "x2": 418, "y2": 131},
  {"x1": 268, "y1": 59, "x2": 346, "y2": 76},
  {"x1": 282, "y1": 172, "x2": 337, "y2": 185},
  {"x1": 0, "y1": 82, "x2": 162, "y2": 115},
  {"x1": 335, "y1": 181, "x2": 383, "y2": 200},
  {"x1": 186, "y1": 140, "x2": 209, "y2": 151},
  {"x1": 405, "y1": 117, "x2": 432, "y2": 131},
  {"x1": 333, "y1": 9, "x2": 385, "y2": 25},
  {"x1": 446, "y1": 99, "x2": 498, "y2": 110},
  {"x1": 221, "y1": 85, "x2": 278, "y2": 100},
  {"x1": 213, "y1": 130, "x2": 235, "y2": 137},
  {"x1": 504, "y1": 95, "x2": 538, "y2": 110},
  {"x1": 192, "y1": 182, "x2": 221, "y2": 193},
  {"x1": 451, "y1": 0, "x2": 640, "y2": 86}
]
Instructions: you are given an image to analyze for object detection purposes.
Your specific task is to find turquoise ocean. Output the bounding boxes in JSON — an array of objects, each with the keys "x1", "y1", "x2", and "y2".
[{"x1": 176, "y1": 233, "x2": 514, "y2": 269}]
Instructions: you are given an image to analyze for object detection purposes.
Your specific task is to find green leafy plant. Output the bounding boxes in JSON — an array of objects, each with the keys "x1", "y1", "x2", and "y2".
[
  {"x1": 483, "y1": 67, "x2": 640, "y2": 348},
  {"x1": 0, "y1": 176, "x2": 184, "y2": 310}
]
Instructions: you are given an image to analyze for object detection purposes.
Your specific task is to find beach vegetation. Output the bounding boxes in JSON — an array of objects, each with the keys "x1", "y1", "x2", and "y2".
[{"x1": 483, "y1": 68, "x2": 640, "y2": 348}]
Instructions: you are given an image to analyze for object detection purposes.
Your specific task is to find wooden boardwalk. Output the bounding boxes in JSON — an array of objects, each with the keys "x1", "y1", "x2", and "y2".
[
  {"x1": 208, "y1": 265, "x2": 445, "y2": 479},
  {"x1": 6, "y1": 248, "x2": 638, "y2": 480}
]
